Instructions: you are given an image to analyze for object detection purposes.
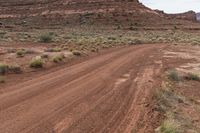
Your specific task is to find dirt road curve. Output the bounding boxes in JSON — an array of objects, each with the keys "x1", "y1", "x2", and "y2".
[{"x1": 0, "y1": 44, "x2": 166, "y2": 133}]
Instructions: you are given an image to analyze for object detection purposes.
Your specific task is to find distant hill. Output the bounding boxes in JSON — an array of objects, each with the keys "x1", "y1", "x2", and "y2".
[
  {"x1": 0, "y1": 0, "x2": 164, "y2": 27},
  {"x1": 0, "y1": 0, "x2": 199, "y2": 29},
  {"x1": 168, "y1": 11, "x2": 197, "y2": 22}
]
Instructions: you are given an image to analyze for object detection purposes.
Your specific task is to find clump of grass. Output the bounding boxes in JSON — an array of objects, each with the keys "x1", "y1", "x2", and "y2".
[
  {"x1": 39, "y1": 33, "x2": 53, "y2": 43},
  {"x1": 30, "y1": 58, "x2": 44, "y2": 68},
  {"x1": 133, "y1": 39, "x2": 143, "y2": 44},
  {"x1": 41, "y1": 54, "x2": 49, "y2": 59},
  {"x1": 154, "y1": 89, "x2": 174, "y2": 112},
  {"x1": 129, "y1": 39, "x2": 143, "y2": 45},
  {"x1": 72, "y1": 50, "x2": 82, "y2": 56},
  {"x1": 45, "y1": 47, "x2": 62, "y2": 52},
  {"x1": 0, "y1": 31, "x2": 7, "y2": 38},
  {"x1": 168, "y1": 70, "x2": 181, "y2": 81},
  {"x1": 185, "y1": 73, "x2": 200, "y2": 81},
  {"x1": 0, "y1": 76, "x2": 5, "y2": 83},
  {"x1": 52, "y1": 55, "x2": 64, "y2": 63},
  {"x1": 16, "y1": 49, "x2": 27, "y2": 57},
  {"x1": 157, "y1": 119, "x2": 180, "y2": 133},
  {"x1": 0, "y1": 63, "x2": 8, "y2": 75}
]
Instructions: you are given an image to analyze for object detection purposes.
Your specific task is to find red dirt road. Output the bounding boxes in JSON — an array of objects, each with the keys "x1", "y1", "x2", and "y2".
[{"x1": 0, "y1": 44, "x2": 166, "y2": 133}]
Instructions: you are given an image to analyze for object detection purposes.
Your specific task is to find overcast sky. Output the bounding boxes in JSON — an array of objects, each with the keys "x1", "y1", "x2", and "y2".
[{"x1": 139, "y1": 0, "x2": 200, "y2": 13}]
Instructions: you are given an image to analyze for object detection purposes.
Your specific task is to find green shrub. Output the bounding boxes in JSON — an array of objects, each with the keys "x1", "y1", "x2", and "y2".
[
  {"x1": 39, "y1": 33, "x2": 53, "y2": 43},
  {"x1": 73, "y1": 50, "x2": 82, "y2": 56},
  {"x1": 41, "y1": 54, "x2": 49, "y2": 59},
  {"x1": 16, "y1": 49, "x2": 27, "y2": 57},
  {"x1": 0, "y1": 31, "x2": 6, "y2": 38},
  {"x1": 186, "y1": 73, "x2": 200, "y2": 81},
  {"x1": 45, "y1": 48, "x2": 61, "y2": 52},
  {"x1": 0, "y1": 76, "x2": 5, "y2": 83},
  {"x1": 52, "y1": 55, "x2": 64, "y2": 63},
  {"x1": 30, "y1": 58, "x2": 43, "y2": 68},
  {"x1": 158, "y1": 120, "x2": 179, "y2": 133},
  {"x1": 0, "y1": 63, "x2": 8, "y2": 75},
  {"x1": 129, "y1": 39, "x2": 143, "y2": 45},
  {"x1": 168, "y1": 70, "x2": 181, "y2": 81}
]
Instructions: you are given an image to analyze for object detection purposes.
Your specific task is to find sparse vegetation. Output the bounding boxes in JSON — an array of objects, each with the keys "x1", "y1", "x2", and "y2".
[
  {"x1": 168, "y1": 70, "x2": 181, "y2": 81},
  {"x1": 158, "y1": 119, "x2": 179, "y2": 133},
  {"x1": 155, "y1": 88, "x2": 184, "y2": 133},
  {"x1": 185, "y1": 73, "x2": 200, "y2": 81},
  {"x1": 41, "y1": 54, "x2": 49, "y2": 59},
  {"x1": 39, "y1": 33, "x2": 53, "y2": 43},
  {"x1": 0, "y1": 76, "x2": 5, "y2": 83},
  {"x1": 73, "y1": 50, "x2": 82, "y2": 56},
  {"x1": 30, "y1": 58, "x2": 44, "y2": 68},
  {"x1": 52, "y1": 55, "x2": 64, "y2": 63},
  {"x1": 16, "y1": 49, "x2": 27, "y2": 57},
  {"x1": 155, "y1": 70, "x2": 200, "y2": 133},
  {"x1": 45, "y1": 48, "x2": 62, "y2": 52},
  {"x1": 0, "y1": 63, "x2": 8, "y2": 75},
  {"x1": 8, "y1": 65, "x2": 22, "y2": 74},
  {"x1": 0, "y1": 31, "x2": 7, "y2": 39}
]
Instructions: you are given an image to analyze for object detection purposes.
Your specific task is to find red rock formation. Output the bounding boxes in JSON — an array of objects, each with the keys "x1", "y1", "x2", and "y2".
[
  {"x1": 155, "y1": 10, "x2": 197, "y2": 22},
  {"x1": 0, "y1": 0, "x2": 199, "y2": 28},
  {"x1": 0, "y1": 0, "x2": 164, "y2": 27},
  {"x1": 168, "y1": 11, "x2": 197, "y2": 22}
]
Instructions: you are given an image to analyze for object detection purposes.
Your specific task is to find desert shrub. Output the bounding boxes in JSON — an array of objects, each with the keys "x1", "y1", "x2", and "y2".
[
  {"x1": 185, "y1": 73, "x2": 200, "y2": 81},
  {"x1": 107, "y1": 36, "x2": 116, "y2": 40},
  {"x1": 129, "y1": 39, "x2": 143, "y2": 45},
  {"x1": 48, "y1": 32, "x2": 56, "y2": 36},
  {"x1": 30, "y1": 58, "x2": 43, "y2": 68},
  {"x1": 129, "y1": 26, "x2": 137, "y2": 31},
  {"x1": 158, "y1": 120, "x2": 179, "y2": 133},
  {"x1": 91, "y1": 48, "x2": 98, "y2": 52},
  {"x1": 52, "y1": 55, "x2": 64, "y2": 63},
  {"x1": 116, "y1": 25, "x2": 122, "y2": 30},
  {"x1": 8, "y1": 65, "x2": 22, "y2": 74},
  {"x1": 73, "y1": 50, "x2": 82, "y2": 56},
  {"x1": 0, "y1": 76, "x2": 5, "y2": 83},
  {"x1": 39, "y1": 33, "x2": 53, "y2": 43},
  {"x1": 134, "y1": 39, "x2": 143, "y2": 44},
  {"x1": 41, "y1": 54, "x2": 49, "y2": 59},
  {"x1": 154, "y1": 89, "x2": 175, "y2": 112},
  {"x1": 0, "y1": 31, "x2": 6, "y2": 38},
  {"x1": 191, "y1": 41, "x2": 200, "y2": 46},
  {"x1": 0, "y1": 63, "x2": 8, "y2": 75},
  {"x1": 45, "y1": 48, "x2": 61, "y2": 52},
  {"x1": 168, "y1": 70, "x2": 181, "y2": 81},
  {"x1": 16, "y1": 49, "x2": 27, "y2": 57}
]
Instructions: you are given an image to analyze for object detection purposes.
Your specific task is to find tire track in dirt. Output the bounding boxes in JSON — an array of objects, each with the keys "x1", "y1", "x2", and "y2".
[
  {"x1": 0, "y1": 44, "x2": 166, "y2": 133},
  {"x1": 0, "y1": 46, "x2": 138, "y2": 110}
]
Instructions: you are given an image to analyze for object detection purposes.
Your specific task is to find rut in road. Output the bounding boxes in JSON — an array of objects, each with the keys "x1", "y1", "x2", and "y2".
[{"x1": 0, "y1": 44, "x2": 165, "y2": 133}]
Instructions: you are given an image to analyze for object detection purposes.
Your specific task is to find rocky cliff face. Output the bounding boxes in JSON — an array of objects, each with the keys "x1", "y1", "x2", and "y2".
[
  {"x1": 155, "y1": 10, "x2": 197, "y2": 22},
  {"x1": 168, "y1": 11, "x2": 197, "y2": 22},
  {"x1": 0, "y1": 0, "x2": 165, "y2": 28},
  {"x1": 0, "y1": 0, "x2": 198, "y2": 28}
]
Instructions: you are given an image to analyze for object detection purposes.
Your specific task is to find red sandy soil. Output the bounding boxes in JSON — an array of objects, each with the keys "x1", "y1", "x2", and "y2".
[
  {"x1": 0, "y1": 44, "x2": 166, "y2": 133},
  {"x1": 1, "y1": 44, "x2": 200, "y2": 133},
  {"x1": 0, "y1": 44, "x2": 200, "y2": 133}
]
